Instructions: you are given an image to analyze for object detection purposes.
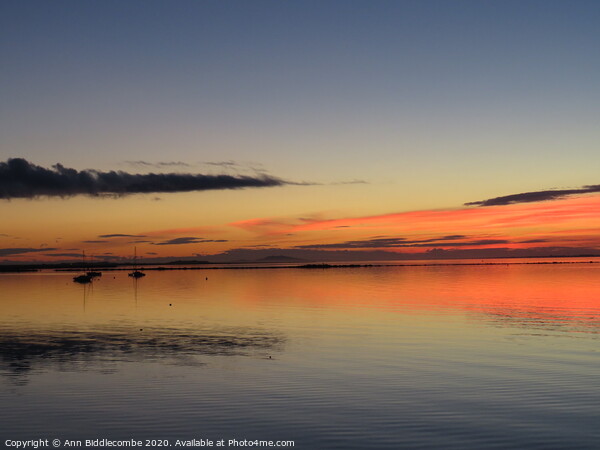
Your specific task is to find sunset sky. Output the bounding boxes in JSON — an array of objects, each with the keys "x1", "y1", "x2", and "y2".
[{"x1": 1, "y1": 0, "x2": 599, "y2": 263}]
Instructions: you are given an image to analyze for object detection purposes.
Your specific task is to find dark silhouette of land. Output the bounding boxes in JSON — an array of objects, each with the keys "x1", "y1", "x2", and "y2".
[{"x1": 1, "y1": 256, "x2": 599, "y2": 273}]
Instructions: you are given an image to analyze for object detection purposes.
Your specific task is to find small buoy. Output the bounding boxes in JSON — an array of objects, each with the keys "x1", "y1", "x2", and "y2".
[
  {"x1": 169, "y1": 303, "x2": 172, "y2": 306},
  {"x1": 268, "y1": 356, "x2": 272, "y2": 359},
  {"x1": 206, "y1": 277, "x2": 208, "y2": 280},
  {"x1": 140, "y1": 328, "x2": 143, "y2": 331}
]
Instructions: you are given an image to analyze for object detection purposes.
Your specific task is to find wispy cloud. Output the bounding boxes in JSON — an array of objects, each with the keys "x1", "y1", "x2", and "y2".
[
  {"x1": 44, "y1": 252, "x2": 85, "y2": 258},
  {"x1": 295, "y1": 235, "x2": 509, "y2": 249},
  {"x1": 0, "y1": 247, "x2": 58, "y2": 256},
  {"x1": 202, "y1": 160, "x2": 241, "y2": 169},
  {"x1": 230, "y1": 215, "x2": 324, "y2": 235},
  {"x1": 200, "y1": 160, "x2": 266, "y2": 173},
  {"x1": 98, "y1": 234, "x2": 146, "y2": 238},
  {"x1": 200, "y1": 161, "x2": 359, "y2": 187},
  {"x1": 152, "y1": 237, "x2": 229, "y2": 246},
  {"x1": 331, "y1": 179, "x2": 369, "y2": 185},
  {"x1": 124, "y1": 160, "x2": 193, "y2": 168},
  {"x1": 0, "y1": 158, "x2": 293, "y2": 199},
  {"x1": 466, "y1": 185, "x2": 600, "y2": 206},
  {"x1": 82, "y1": 240, "x2": 109, "y2": 243}
]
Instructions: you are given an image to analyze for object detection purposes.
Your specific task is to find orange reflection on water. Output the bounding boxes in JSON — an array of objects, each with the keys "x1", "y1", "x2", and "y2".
[
  {"x1": 2, "y1": 263, "x2": 600, "y2": 386},
  {"x1": 1, "y1": 262, "x2": 600, "y2": 332}
]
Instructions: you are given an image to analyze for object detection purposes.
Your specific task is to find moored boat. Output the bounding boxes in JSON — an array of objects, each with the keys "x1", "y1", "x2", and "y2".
[
  {"x1": 128, "y1": 247, "x2": 146, "y2": 278},
  {"x1": 73, "y1": 274, "x2": 93, "y2": 283},
  {"x1": 73, "y1": 251, "x2": 93, "y2": 284}
]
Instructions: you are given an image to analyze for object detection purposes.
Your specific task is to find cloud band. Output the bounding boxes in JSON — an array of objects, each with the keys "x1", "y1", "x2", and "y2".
[
  {"x1": 466, "y1": 185, "x2": 600, "y2": 206},
  {"x1": 0, "y1": 158, "x2": 289, "y2": 199}
]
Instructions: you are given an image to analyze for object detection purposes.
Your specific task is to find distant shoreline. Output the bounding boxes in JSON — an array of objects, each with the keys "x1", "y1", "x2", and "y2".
[
  {"x1": 1, "y1": 258, "x2": 599, "y2": 273},
  {"x1": 71, "y1": 260, "x2": 600, "y2": 271}
]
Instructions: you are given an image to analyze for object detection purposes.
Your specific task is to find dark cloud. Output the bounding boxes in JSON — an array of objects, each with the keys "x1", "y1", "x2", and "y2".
[
  {"x1": 98, "y1": 234, "x2": 146, "y2": 238},
  {"x1": 465, "y1": 185, "x2": 600, "y2": 206},
  {"x1": 44, "y1": 252, "x2": 84, "y2": 258},
  {"x1": 296, "y1": 235, "x2": 474, "y2": 249},
  {"x1": 0, "y1": 247, "x2": 58, "y2": 256},
  {"x1": 0, "y1": 158, "x2": 291, "y2": 199},
  {"x1": 82, "y1": 240, "x2": 108, "y2": 243},
  {"x1": 153, "y1": 237, "x2": 204, "y2": 246},
  {"x1": 418, "y1": 239, "x2": 509, "y2": 247},
  {"x1": 520, "y1": 239, "x2": 549, "y2": 244},
  {"x1": 152, "y1": 237, "x2": 229, "y2": 246}
]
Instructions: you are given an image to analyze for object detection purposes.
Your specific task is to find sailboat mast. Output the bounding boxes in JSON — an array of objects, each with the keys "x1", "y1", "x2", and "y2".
[{"x1": 128, "y1": 246, "x2": 146, "y2": 278}]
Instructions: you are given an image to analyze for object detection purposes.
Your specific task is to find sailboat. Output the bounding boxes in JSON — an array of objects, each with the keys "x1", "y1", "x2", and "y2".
[
  {"x1": 128, "y1": 247, "x2": 146, "y2": 278},
  {"x1": 73, "y1": 251, "x2": 93, "y2": 283},
  {"x1": 86, "y1": 254, "x2": 102, "y2": 278}
]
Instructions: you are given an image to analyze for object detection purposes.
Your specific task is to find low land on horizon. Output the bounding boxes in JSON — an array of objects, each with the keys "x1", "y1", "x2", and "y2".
[{"x1": 2, "y1": 255, "x2": 600, "y2": 273}]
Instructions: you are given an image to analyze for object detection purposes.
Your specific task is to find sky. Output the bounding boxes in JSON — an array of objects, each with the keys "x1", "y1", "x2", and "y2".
[{"x1": 1, "y1": 0, "x2": 600, "y2": 263}]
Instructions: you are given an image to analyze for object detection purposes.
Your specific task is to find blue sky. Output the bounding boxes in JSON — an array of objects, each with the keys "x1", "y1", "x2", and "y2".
[
  {"x1": 1, "y1": 1, "x2": 600, "y2": 261},
  {"x1": 3, "y1": 1, "x2": 599, "y2": 182}
]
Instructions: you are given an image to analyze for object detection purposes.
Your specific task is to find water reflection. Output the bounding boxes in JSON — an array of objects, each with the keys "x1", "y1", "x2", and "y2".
[
  {"x1": 2, "y1": 265, "x2": 600, "y2": 448},
  {"x1": 0, "y1": 325, "x2": 284, "y2": 381},
  {"x1": 481, "y1": 308, "x2": 600, "y2": 336},
  {"x1": 81, "y1": 282, "x2": 92, "y2": 312}
]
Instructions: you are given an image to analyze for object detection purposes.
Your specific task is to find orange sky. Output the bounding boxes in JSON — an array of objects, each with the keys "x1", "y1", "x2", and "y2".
[{"x1": 2, "y1": 191, "x2": 599, "y2": 263}]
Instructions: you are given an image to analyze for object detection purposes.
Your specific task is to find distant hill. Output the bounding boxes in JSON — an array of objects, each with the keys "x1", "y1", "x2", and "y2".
[
  {"x1": 164, "y1": 260, "x2": 211, "y2": 265},
  {"x1": 256, "y1": 255, "x2": 308, "y2": 263}
]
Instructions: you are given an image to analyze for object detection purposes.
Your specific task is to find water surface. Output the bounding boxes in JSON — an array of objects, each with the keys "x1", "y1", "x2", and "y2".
[{"x1": 1, "y1": 262, "x2": 600, "y2": 448}]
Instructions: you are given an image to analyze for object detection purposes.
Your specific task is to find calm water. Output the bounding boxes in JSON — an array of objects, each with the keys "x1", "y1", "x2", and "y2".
[{"x1": 1, "y1": 262, "x2": 600, "y2": 449}]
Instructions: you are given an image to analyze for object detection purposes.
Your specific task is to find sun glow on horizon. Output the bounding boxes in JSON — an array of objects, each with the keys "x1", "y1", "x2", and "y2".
[{"x1": 2, "y1": 193, "x2": 600, "y2": 263}]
